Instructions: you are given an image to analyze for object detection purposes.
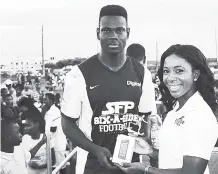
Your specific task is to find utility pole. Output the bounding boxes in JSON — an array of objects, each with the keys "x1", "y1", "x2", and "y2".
[
  {"x1": 215, "y1": 28, "x2": 217, "y2": 67},
  {"x1": 42, "y1": 25, "x2": 45, "y2": 77},
  {"x1": 156, "y1": 41, "x2": 159, "y2": 73}
]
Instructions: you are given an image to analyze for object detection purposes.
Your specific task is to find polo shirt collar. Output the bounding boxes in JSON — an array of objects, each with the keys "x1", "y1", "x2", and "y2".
[{"x1": 173, "y1": 91, "x2": 203, "y2": 114}]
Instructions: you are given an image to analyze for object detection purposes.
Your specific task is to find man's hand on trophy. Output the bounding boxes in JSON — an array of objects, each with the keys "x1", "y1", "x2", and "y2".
[
  {"x1": 95, "y1": 146, "x2": 117, "y2": 170},
  {"x1": 133, "y1": 137, "x2": 153, "y2": 155}
]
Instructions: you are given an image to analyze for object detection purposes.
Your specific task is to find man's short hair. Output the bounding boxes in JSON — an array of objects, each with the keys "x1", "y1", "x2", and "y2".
[
  {"x1": 99, "y1": 5, "x2": 128, "y2": 23},
  {"x1": 23, "y1": 109, "x2": 45, "y2": 133},
  {"x1": 126, "y1": 43, "x2": 145, "y2": 62}
]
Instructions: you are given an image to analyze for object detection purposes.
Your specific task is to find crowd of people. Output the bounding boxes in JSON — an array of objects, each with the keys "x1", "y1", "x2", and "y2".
[
  {"x1": 1, "y1": 4, "x2": 218, "y2": 174},
  {"x1": 1, "y1": 75, "x2": 69, "y2": 174}
]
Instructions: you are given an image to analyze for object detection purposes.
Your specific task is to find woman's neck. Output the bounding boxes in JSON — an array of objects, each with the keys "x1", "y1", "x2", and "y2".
[
  {"x1": 31, "y1": 131, "x2": 41, "y2": 140},
  {"x1": 177, "y1": 89, "x2": 197, "y2": 111}
]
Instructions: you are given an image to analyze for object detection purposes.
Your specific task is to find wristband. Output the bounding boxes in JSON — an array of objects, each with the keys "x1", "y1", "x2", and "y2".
[{"x1": 144, "y1": 166, "x2": 150, "y2": 174}]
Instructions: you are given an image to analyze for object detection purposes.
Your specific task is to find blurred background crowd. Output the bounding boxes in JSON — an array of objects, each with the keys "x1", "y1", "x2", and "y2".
[{"x1": 1, "y1": 61, "x2": 218, "y2": 174}]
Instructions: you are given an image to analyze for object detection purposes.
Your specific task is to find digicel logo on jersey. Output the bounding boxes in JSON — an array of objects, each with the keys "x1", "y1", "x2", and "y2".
[
  {"x1": 127, "y1": 81, "x2": 141, "y2": 87},
  {"x1": 94, "y1": 101, "x2": 140, "y2": 133}
]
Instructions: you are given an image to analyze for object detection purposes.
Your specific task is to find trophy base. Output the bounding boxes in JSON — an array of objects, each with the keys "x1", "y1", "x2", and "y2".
[{"x1": 112, "y1": 134, "x2": 136, "y2": 165}]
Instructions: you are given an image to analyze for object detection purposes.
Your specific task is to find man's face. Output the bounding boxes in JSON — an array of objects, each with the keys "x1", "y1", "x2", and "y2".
[
  {"x1": 6, "y1": 123, "x2": 22, "y2": 146},
  {"x1": 1, "y1": 89, "x2": 8, "y2": 99},
  {"x1": 16, "y1": 87, "x2": 22, "y2": 96},
  {"x1": 5, "y1": 96, "x2": 13, "y2": 107},
  {"x1": 98, "y1": 16, "x2": 129, "y2": 55},
  {"x1": 35, "y1": 83, "x2": 40, "y2": 91},
  {"x1": 24, "y1": 82, "x2": 30, "y2": 90},
  {"x1": 44, "y1": 95, "x2": 52, "y2": 107}
]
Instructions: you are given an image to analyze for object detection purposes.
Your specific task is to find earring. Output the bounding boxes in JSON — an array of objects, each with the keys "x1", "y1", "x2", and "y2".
[{"x1": 194, "y1": 78, "x2": 197, "y2": 81}]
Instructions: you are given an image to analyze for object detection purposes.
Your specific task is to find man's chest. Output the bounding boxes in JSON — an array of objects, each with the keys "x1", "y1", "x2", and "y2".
[{"x1": 86, "y1": 69, "x2": 142, "y2": 110}]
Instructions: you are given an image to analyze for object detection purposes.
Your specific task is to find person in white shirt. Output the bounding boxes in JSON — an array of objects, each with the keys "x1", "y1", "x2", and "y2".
[
  {"x1": 1, "y1": 119, "x2": 30, "y2": 174},
  {"x1": 44, "y1": 93, "x2": 67, "y2": 173},
  {"x1": 1, "y1": 119, "x2": 46, "y2": 174},
  {"x1": 4, "y1": 79, "x2": 17, "y2": 106},
  {"x1": 117, "y1": 44, "x2": 218, "y2": 174},
  {"x1": 21, "y1": 109, "x2": 55, "y2": 174},
  {"x1": 22, "y1": 82, "x2": 34, "y2": 98}
]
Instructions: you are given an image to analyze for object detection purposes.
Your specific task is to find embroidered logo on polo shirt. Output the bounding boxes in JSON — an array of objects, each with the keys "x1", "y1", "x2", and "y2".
[
  {"x1": 175, "y1": 116, "x2": 185, "y2": 126},
  {"x1": 127, "y1": 81, "x2": 141, "y2": 87}
]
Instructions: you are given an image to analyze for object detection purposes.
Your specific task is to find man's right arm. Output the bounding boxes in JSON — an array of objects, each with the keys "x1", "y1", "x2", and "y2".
[
  {"x1": 61, "y1": 113, "x2": 98, "y2": 155},
  {"x1": 61, "y1": 113, "x2": 115, "y2": 169},
  {"x1": 61, "y1": 66, "x2": 115, "y2": 169}
]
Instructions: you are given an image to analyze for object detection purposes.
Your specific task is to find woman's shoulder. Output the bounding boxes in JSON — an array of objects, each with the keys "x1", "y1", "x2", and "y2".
[{"x1": 186, "y1": 105, "x2": 217, "y2": 128}]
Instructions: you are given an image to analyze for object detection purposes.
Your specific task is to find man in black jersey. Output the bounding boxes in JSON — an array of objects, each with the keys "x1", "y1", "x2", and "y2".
[{"x1": 61, "y1": 5, "x2": 156, "y2": 174}]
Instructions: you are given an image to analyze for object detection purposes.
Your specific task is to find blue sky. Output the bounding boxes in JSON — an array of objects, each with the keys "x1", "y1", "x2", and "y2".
[{"x1": 0, "y1": 0, "x2": 218, "y2": 64}]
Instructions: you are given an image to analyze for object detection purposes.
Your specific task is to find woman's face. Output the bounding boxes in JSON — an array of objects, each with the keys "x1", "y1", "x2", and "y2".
[
  {"x1": 163, "y1": 54, "x2": 197, "y2": 101},
  {"x1": 23, "y1": 118, "x2": 39, "y2": 135}
]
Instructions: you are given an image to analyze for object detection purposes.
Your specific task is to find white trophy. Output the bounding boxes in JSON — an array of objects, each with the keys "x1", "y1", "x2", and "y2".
[{"x1": 112, "y1": 115, "x2": 149, "y2": 165}]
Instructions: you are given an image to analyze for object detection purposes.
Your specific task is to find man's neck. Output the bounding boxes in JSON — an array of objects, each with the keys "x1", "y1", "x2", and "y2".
[
  {"x1": 1, "y1": 144, "x2": 14, "y2": 153},
  {"x1": 98, "y1": 51, "x2": 127, "y2": 72}
]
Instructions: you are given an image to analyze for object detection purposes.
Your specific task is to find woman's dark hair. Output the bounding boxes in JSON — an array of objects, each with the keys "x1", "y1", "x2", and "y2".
[
  {"x1": 158, "y1": 44, "x2": 217, "y2": 113},
  {"x1": 17, "y1": 97, "x2": 34, "y2": 108},
  {"x1": 22, "y1": 108, "x2": 45, "y2": 133}
]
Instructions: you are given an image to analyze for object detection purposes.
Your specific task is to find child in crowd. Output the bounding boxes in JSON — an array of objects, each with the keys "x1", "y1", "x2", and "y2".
[
  {"x1": 1, "y1": 118, "x2": 46, "y2": 174},
  {"x1": 1, "y1": 119, "x2": 30, "y2": 174},
  {"x1": 21, "y1": 109, "x2": 55, "y2": 174},
  {"x1": 1, "y1": 88, "x2": 8, "y2": 104}
]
